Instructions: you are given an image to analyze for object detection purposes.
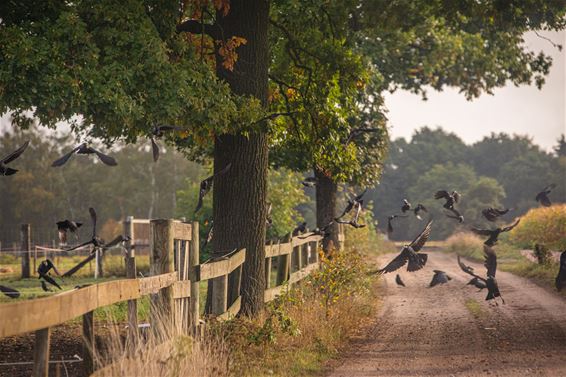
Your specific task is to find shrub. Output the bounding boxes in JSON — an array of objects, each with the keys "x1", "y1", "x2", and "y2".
[
  {"x1": 444, "y1": 231, "x2": 484, "y2": 260},
  {"x1": 509, "y1": 204, "x2": 566, "y2": 250}
]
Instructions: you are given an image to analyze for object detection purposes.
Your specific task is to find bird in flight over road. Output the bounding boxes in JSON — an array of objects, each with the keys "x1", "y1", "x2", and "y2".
[
  {"x1": 457, "y1": 255, "x2": 486, "y2": 290},
  {"x1": 556, "y1": 251, "x2": 566, "y2": 292},
  {"x1": 395, "y1": 274, "x2": 406, "y2": 287},
  {"x1": 456, "y1": 248, "x2": 504, "y2": 303},
  {"x1": 387, "y1": 214, "x2": 408, "y2": 236},
  {"x1": 535, "y1": 184, "x2": 556, "y2": 207},
  {"x1": 413, "y1": 204, "x2": 427, "y2": 220},
  {"x1": 37, "y1": 259, "x2": 62, "y2": 290},
  {"x1": 401, "y1": 199, "x2": 412, "y2": 213},
  {"x1": 482, "y1": 207, "x2": 511, "y2": 222},
  {"x1": 429, "y1": 270, "x2": 452, "y2": 287},
  {"x1": 56, "y1": 219, "x2": 83, "y2": 244},
  {"x1": 434, "y1": 190, "x2": 460, "y2": 210},
  {"x1": 0, "y1": 140, "x2": 29, "y2": 176},
  {"x1": 52, "y1": 143, "x2": 117, "y2": 167},
  {"x1": 471, "y1": 219, "x2": 520, "y2": 246},
  {"x1": 194, "y1": 163, "x2": 232, "y2": 214},
  {"x1": 379, "y1": 220, "x2": 433, "y2": 273},
  {"x1": 150, "y1": 124, "x2": 182, "y2": 162}
]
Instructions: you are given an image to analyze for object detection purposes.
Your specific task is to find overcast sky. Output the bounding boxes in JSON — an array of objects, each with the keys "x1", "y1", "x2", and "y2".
[{"x1": 384, "y1": 30, "x2": 565, "y2": 151}]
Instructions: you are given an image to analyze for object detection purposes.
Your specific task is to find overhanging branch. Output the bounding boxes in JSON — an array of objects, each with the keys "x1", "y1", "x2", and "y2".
[{"x1": 176, "y1": 19, "x2": 221, "y2": 40}]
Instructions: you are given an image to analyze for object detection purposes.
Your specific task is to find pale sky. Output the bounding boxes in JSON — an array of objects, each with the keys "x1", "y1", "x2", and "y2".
[{"x1": 384, "y1": 30, "x2": 566, "y2": 151}]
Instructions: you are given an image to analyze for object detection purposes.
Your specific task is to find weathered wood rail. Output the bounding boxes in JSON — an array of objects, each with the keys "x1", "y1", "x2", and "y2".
[{"x1": 0, "y1": 219, "x2": 326, "y2": 376}]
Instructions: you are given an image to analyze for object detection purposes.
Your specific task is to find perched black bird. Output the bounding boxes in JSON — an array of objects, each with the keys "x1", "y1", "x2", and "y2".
[
  {"x1": 56, "y1": 220, "x2": 83, "y2": 244},
  {"x1": 556, "y1": 251, "x2": 566, "y2": 292},
  {"x1": 429, "y1": 270, "x2": 452, "y2": 287},
  {"x1": 194, "y1": 163, "x2": 232, "y2": 214},
  {"x1": 344, "y1": 128, "x2": 380, "y2": 145},
  {"x1": 395, "y1": 274, "x2": 405, "y2": 287},
  {"x1": 445, "y1": 208, "x2": 464, "y2": 223},
  {"x1": 40, "y1": 280, "x2": 53, "y2": 292},
  {"x1": 471, "y1": 219, "x2": 520, "y2": 246},
  {"x1": 457, "y1": 255, "x2": 490, "y2": 292},
  {"x1": 336, "y1": 189, "x2": 367, "y2": 220},
  {"x1": 0, "y1": 140, "x2": 29, "y2": 176},
  {"x1": 37, "y1": 259, "x2": 62, "y2": 290},
  {"x1": 387, "y1": 214, "x2": 408, "y2": 236},
  {"x1": 292, "y1": 222, "x2": 307, "y2": 235},
  {"x1": 0, "y1": 284, "x2": 20, "y2": 299},
  {"x1": 434, "y1": 190, "x2": 460, "y2": 210},
  {"x1": 150, "y1": 124, "x2": 182, "y2": 162},
  {"x1": 482, "y1": 207, "x2": 511, "y2": 222},
  {"x1": 401, "y1": 199, "x2": 412, "y2": 213},
  {"x1": 301, "y1": 177, "x2": 318, "y2": 187},
  {"x1": 413, "y1": 204, "x2": 427, "y2": 220},
  {"x1": 52, "y1": 143, "x2": 117, "y2": 167},
  {"x1": 535, "y1": 184, "x2": 556, "y2": 207},
  {"x1": 379, "y1": 220, "x2": 433, "y2": 273}
]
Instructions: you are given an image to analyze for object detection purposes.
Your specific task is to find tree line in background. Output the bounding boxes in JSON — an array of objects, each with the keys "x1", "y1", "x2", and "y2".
[{"x1": 369, "y1": 128, "x2": 566, "y2": 240}]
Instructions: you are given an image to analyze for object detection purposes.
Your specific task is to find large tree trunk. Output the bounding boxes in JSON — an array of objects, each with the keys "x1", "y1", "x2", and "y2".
[
  {"x1": 211, "y1": 0, "x2": 269, "y2": 316},
  {"x1": 314, "y1": 168, "x2": 340, "y2": 253}
]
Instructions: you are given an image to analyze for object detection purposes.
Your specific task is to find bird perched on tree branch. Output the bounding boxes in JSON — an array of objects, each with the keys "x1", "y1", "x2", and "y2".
[
  {"x1": 0, "y1": 140, "x2": 29, "y2": 176},
  {"x1": 52, "y1": 143, "x2": 117, "y2": 167},
  {"x1": 194, "y1": 163, "x2": 232, "y2": 214},
  {"x1": 378, "y1": 220, "x2": 433, "y2": 273},
  {"x1": 471, "y1": 219, "x2": 520, "y2": 246}
]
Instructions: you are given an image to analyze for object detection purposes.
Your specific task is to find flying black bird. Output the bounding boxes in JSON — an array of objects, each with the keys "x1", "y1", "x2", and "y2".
[
  {"x1": 194, "y1": 163, "x2": 232, "y2": 214},
  {"x1": 434, "y1": 190, "x2": 460, "y2": 210},
  {"x1": 52, "y1": 143, "x2": 117, "y2": 167},
  {"x1": 56, "y1": 220, "x2": 83, "y2": 244},
  {"x1": 457, "y1": 255, "x2": 486, "y2": 290},
  {"x1": 482, "y1": 207, "x2": 511, "y2": 222},
  {"x1": 556, "y1": 251, "x2": 566, "y2": 291},
  {"x1": 344, "y1": 128, "x2": 380, "y2": 145},
  {"x1": 429, "y1": 270, "x2": 452, "y2": 287},
  {"x1": 300, "y1": 221, "x2": 334, "y2": 239},
  {"x1": 336, "y1": 189, "x2": 367, "y2": 220},
  {"x1": 483, "y1": 245, "x2": 504, "y2": 303},
  {"x1": 336, "y1": 200, "x2": 365, "y2": 228},
  {"x1": 37, "y1": 259, "x2": 62, "y2": 290},
  {"x1": 0, "y1": 140, "x2": 29, "y2": 176},
  {"x1": 41, "y1": 280, "x2": 53, "y2": 292},
  {"x1": 413, "y1": 204, "x2": 427, "y2": 220},
  {"x1": 445, "y1": 208, "x2": 464, "y2": 223},
  {"x1": 401, "y1": 199, "x2": 412, "y2": 213},
  {"x1": 395, "y1": 274, "x2": 405, "y2": 287},
  {"x1": 336, "y1": 218, "x2": 367, "y2": 229},
  {"x1": 202, "y1": 221, "x2": 214, "y2": 249},
  {"x1": 387, "y1": 214, "x2": 408, "y2": 235},
  {"x1": 379, "y1": 220, "x2": 433, "y2": 273},
  {"x1": 292, "y1": 222, "x2": 307, "y2": 235},
  {"x1": 301, "y1": 177, "x2": 317, "y2": 187},
  {"x1": 0, "y1": 284, "x2": 20, "y2": 299},
  {"x1": 535, "y1": 184, "x2": 556, "y2": 207},
  {"x1": 150, "y1": 124, "x2": 182, "y2": 162},
  {"x1": 471, "y1": 219, "x2": 520, "y2": 246}
]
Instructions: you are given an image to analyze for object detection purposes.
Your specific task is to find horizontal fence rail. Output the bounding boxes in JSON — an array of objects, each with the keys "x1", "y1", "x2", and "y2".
[{"x1": 0, "y1": 219, "x2": 333, "y2": 376}]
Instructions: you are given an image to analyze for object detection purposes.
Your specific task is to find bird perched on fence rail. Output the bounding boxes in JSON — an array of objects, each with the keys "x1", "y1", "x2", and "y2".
[
  {"x1": 0, "y1": 140, "x2": 29, "y2": 176},
  {"x1": 429, "y1": 270, "x2": 451, "y2": 287},
  {"x1": 37, "y1": 259, "x2": 62, "y2": 290},
  {"x1": 194, "y1": 163, "x2": 232, "y2": 214},
  {"x1": 535, "y1": 183, "x2": 556, "y2": 207},
  {"x1": 471, "y1": 219, "x2": 520, "y2": 246},
  {"x1": 150, "y1": 124, "x2": 182, "y2": 162},
  {"x1": 377, "y1": 220, "x2": 433, "y2": 273},
  {"x1": 52, "y1": 143, "x2": 117, "y2": 167},
  {"x1": 556, "y1": 251, "x2": 566, "y2": 292},
  {"x1": 56, "y1": 219, "x2": 83, "y2": 244},
  {"x1": 482, "y1": 207, "x2": 511, "y2": 222}
]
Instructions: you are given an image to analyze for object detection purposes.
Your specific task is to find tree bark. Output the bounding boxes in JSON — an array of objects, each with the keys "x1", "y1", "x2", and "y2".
[
  {"x1": 211, "y1": 0, "x2": 269, "y2": 316},
  {"x1": 314, "y1": 168, "x2": 339, "y2": 253}
]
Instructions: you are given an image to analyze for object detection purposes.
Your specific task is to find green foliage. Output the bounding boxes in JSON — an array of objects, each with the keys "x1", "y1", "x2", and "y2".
[{"x1": 509, "y1": 204, "x2": 566, "y2": 250}]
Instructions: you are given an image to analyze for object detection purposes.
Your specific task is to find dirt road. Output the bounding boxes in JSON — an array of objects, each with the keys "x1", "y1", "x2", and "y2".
[{"x1": 328, "y1": 251, "x2": 566, "y2": 377}]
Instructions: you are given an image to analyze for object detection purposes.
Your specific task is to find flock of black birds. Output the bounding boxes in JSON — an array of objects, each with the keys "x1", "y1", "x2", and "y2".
[
  {"x1": 376, "y1": 183, "x2": 564, "y2": 305},
  {"x1": 0, "y1": 140, "x2": 564, "y2": 304}
]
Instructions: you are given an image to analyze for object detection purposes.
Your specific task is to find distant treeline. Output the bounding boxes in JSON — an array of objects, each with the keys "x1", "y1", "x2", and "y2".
[{"x1": 368, "y1": 127, "x2": 566, "y2": 240}]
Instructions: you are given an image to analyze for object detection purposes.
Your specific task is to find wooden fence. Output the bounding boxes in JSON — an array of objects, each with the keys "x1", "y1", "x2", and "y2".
[{"x1": 0, "y1": 219, "x2": 327, "y2": 376}]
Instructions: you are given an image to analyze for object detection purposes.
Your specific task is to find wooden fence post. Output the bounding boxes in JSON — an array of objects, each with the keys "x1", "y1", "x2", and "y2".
[
  {"x1": 265, "y1": 241, "x2": 273, "y2": 289},
  {"x1": 82, "y1": 311, "x2": 94, "y2": 376},
  {"x1": 21, "y1": 224, "x2": 31, "y2": 278},
  {"x1": 188, "y1": 221, "x2": 200, "y2": 333},
  {"x1": 32, "y1": 327, "x2": 50, "y2": 377},
  {"x1": 150, "y1": 219, "x2": 175, "y2": 323},
  {"x1": 211, "y1": 275, "x2": 228, "y2": 315},
  {"x1": 124, "y1": 216, "x2": 137, "y2": 344},
  {"x1": 276, "y1": 234, "x2": 291, "y2": 285},
  {"x1": 291, "y1": 234, "x2": 300, "y2": 273}
]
